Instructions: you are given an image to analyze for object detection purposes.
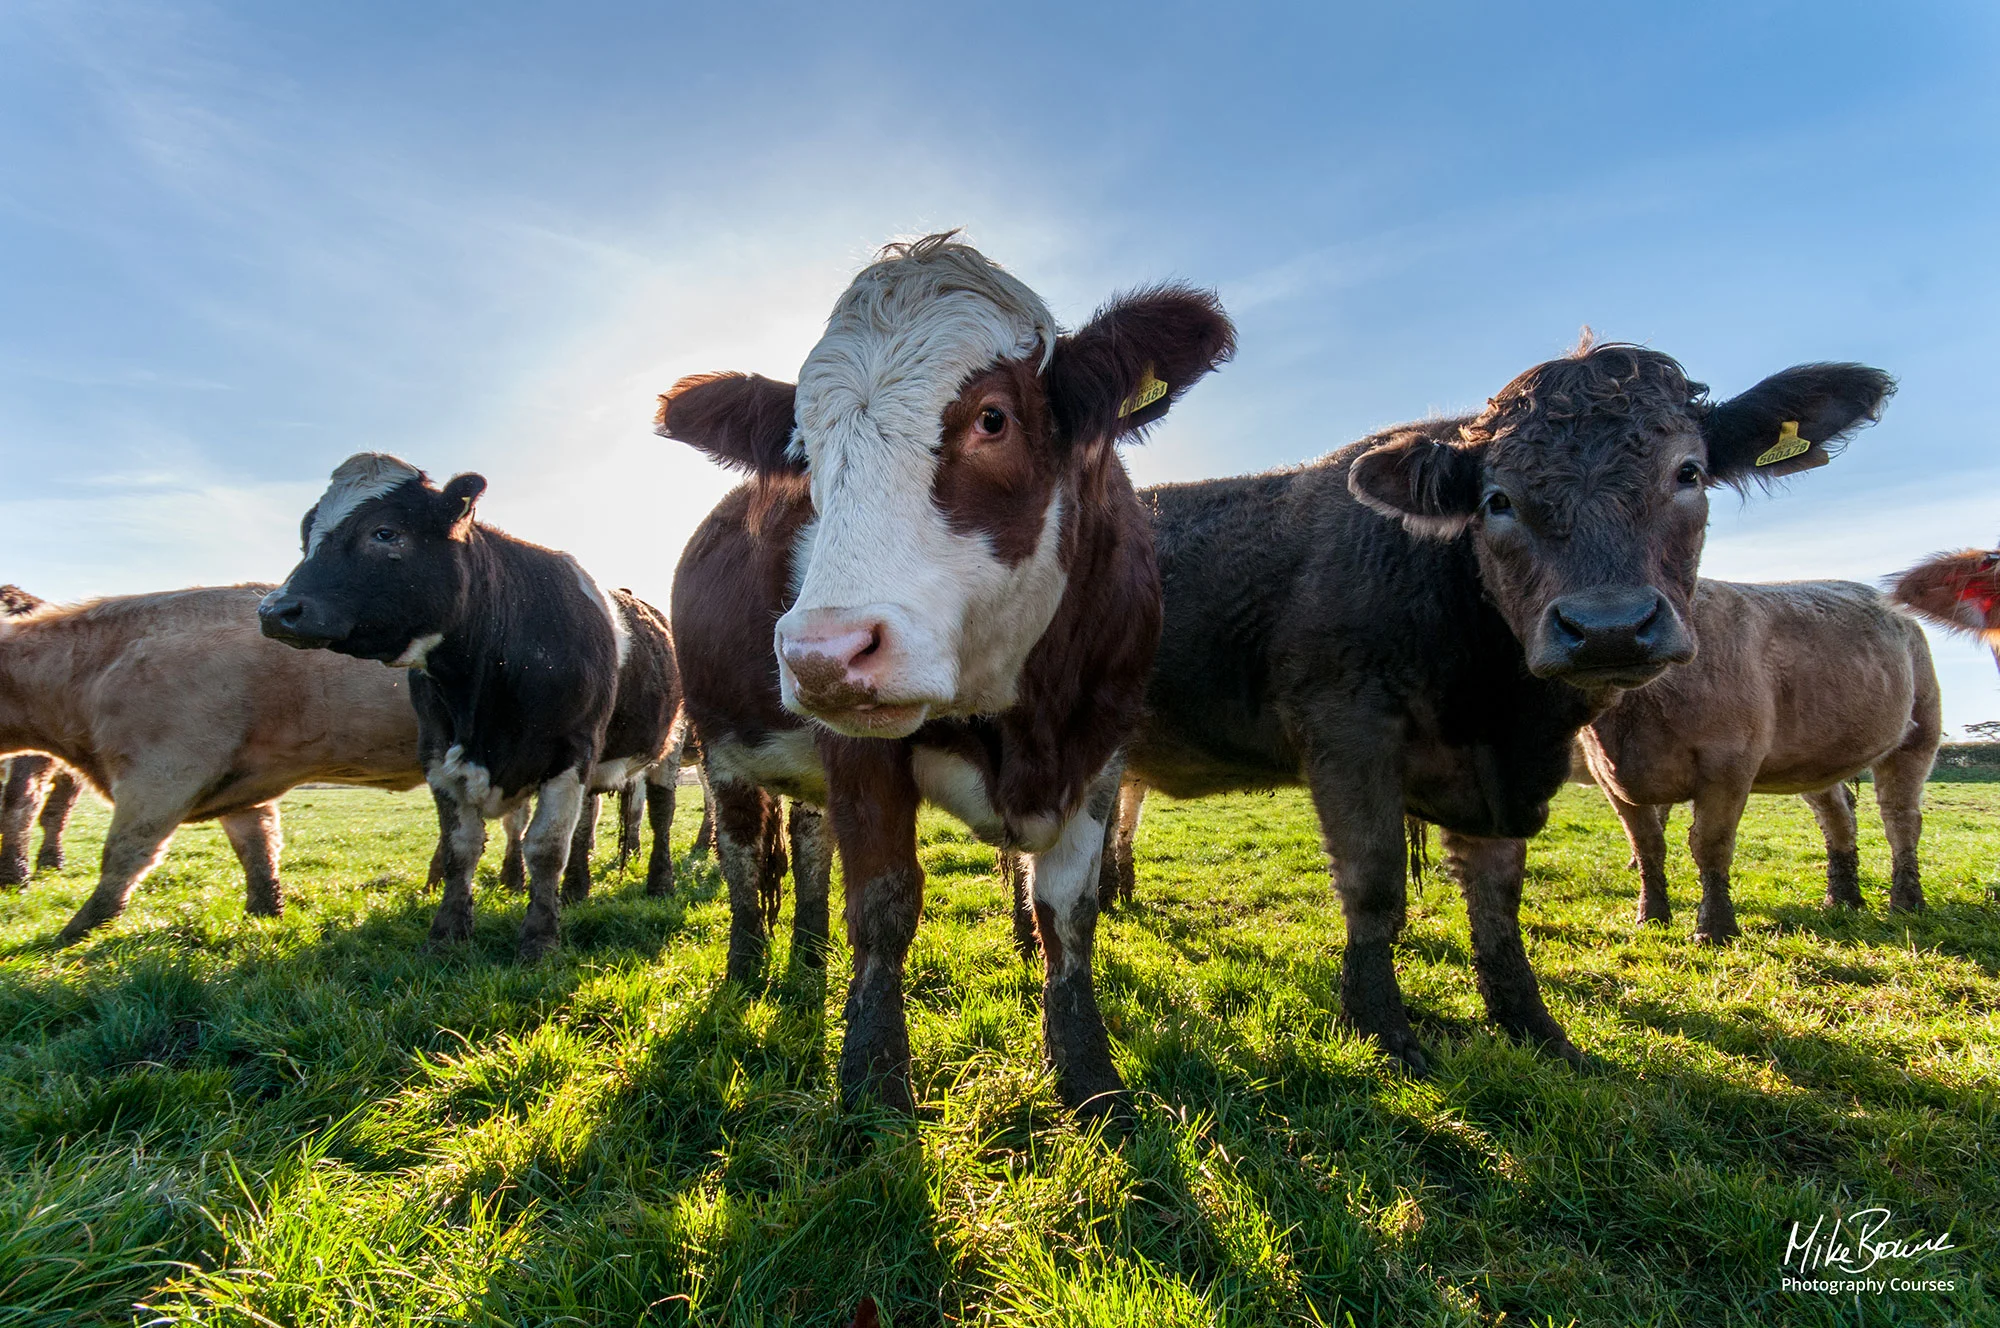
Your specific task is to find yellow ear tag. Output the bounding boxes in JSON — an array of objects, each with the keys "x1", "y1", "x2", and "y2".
[
  {"x1": 1118, "y1": 368, "x2": 1169, "y2": 418},
  {"x1": 1754, "y1": 420, "x2": 1810, "y2": 468}
]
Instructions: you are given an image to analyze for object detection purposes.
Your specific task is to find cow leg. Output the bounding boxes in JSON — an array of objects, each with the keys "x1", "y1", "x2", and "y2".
[
  {"x1": 713, "y1": 775, "x2": 775, "y2": 982},
  {"x1": 1603, "y1": 788, "x2": 1673, "y2": 925},
  {"x1": 1034, "y1": 767, "x2": 1126, "y2": 1118},
  {"x1": 55, "y1": 790, "x2": 190, "y2": 944},
  {"x1": 617, "y1": 779, "x2": 646, "y2": 869},
  {"x1": 499, "y1": 804, "x2": 528, "y2": 892},
  {"x1": 788, "y1": 800, "x2": 831, "y2": 966},
  {"x1": 758, "y1": 795, "x2": 788, "y2": 930},
  {"x1": 692, "y1": 765, "x2": 717, "y2": 860},
  {"x1": 1304, "y1": 744, "x2": 1426, "y2": 1075},
  {"x1": 1003, "y1": 850, "x2": 1037, "y2": 961},
  {"x1": 1114, "y1": 777, "x2": 1144, "y2": 905},
  {"x1": 642, "y1": 765, "x2": 677, "y2": 897},
  {"x1": 828, "y1": 742, "x2": 923, "y2": 1113},
  {"x1": 219, "y1": 802, "x2": 285, "y2": 917},
  {"x1": 36, "y1": 770, "x2": 81, "y2": 872},
  {"x1": 518, "y1": 768, "x2": 586, "y2": 962},
  {"x1": 1442, "y1": 829, "x2": 1581, "y2": 1063},
  {"x1": 0, "y1": 756, "x2": 55, "y2": 886},
  {"x1": 1874, "y1": 759, "x2": 1931, "y2": 916},
  {"x1": 427, "y1": 783, "x2": 487, "y2": 947},
  {"x1": 560, "y1": 792, "x2": 600, "y2": 904},
  {"x1": 1091, "y1": 757, "x2": 1129, "y2": 912},
  {"x1": 1802, "y1": 784, "x2": 1863, "y2": 910},
  {"x1": 1688, "y1": 780, "x2": 1752, "y2": 942}
]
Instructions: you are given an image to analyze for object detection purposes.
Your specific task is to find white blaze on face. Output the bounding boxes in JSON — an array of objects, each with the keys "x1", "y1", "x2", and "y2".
[
  {"x1": 776, "y1": 238, "x2": 1070, "y2": 726},
  {"x1": 303, "y1": 453, "x2": 423, "y2": 557}
]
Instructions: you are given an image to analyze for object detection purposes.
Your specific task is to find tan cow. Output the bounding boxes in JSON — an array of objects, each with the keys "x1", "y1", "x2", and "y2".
[
  {"x1": 0, "y1": 585, "x2": 428, "y2": 944},
  {"x1": 1578, "y1": 579, "x2": 1941, "y2": 940}
]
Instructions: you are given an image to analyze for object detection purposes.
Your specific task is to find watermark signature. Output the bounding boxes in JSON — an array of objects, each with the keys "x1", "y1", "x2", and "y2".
[{"x1": 1781, "y1": 1208, "x2": 1958, "y2": 1294}]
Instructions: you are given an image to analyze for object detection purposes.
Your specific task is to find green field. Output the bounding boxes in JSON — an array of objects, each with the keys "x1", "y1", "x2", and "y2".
[{"x1": 0, "y1": 780, "x2": 1994, "y2": 1327}]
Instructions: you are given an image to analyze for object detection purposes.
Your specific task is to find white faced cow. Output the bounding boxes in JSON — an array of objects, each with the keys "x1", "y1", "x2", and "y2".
[
  {"x1": 259, "y1": 457, "x2": 685, "y2": 960},
  {"x1": 662, "y1": 233, "x2": 1234, "y2": 1116}
]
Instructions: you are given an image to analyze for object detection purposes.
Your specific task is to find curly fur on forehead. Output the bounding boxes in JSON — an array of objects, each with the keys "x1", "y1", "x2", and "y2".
[
  {"x1": 0, "y1": 585, "x2": 44, "y2": 618},
  {"x1": 793, "y1": 232, "x2": 1061, "y2": 460},
  {"x1": 1462, "y1": 344, "x2": 1709, "y2": 448},
  {"x1": 307, "y1": 452, "x2": 425, "y2": 555}
]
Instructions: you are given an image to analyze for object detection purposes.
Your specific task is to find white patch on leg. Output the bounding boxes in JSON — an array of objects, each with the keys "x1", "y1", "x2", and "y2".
[
  {"x1": 1028, "y1": 802, "x2": 1108, "y2": 977},
  {"x1": 429, "y1": 745, "x2": 523, "y2": 819},
  {"x1": 524, "y1": 768, "x2": 587, "y2": 880}
]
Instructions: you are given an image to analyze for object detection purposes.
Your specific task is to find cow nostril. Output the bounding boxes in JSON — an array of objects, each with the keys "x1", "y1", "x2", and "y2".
[{"x1": 856, "y1": 626, "x2": 883, "y2": 662}]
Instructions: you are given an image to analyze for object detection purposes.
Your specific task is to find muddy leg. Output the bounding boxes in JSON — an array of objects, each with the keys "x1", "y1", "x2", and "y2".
[
  {"x1": 617, "y1": 779, "x2": 646, "y2": 870},
  {"x1": 1003, "y1": 849, "x2": 1037, "y2": 961},
  {"x1": 55, "y1": 792, "x2": 189, "y2": 945},
  {"x1": 826, "y1": 741, "x2": 922, "y2": 1113},
  {"x1": 713, "y1": 776, "x2": 774, "y2": 983},
  {"x1": 1688, "y1": 780, "x2": 1752, "y2": 942},
  {"x1": 1304, "y1": 735, "x2": 1427, "y2": 1075},
  {"x1": 560, "y1": 792, "x2": 600, "y2": 904},
  {"x1": 692, "y1": 765, "x2": 717, "y2": 860},
  {"x1": 758, "y1": 796, "x2": 789, "y2": 930},
  {"x1": 35, "y1": 770, "x2": 81, "y2": 873},
  {"x1": 643, "y1": 766, "x2": 677, "y2": 896},
  {"x1": 1876, "y1": 763, "x2": 1931, "y2": 915},
  {"x1": 788, "y1": 801, "x2": 830, "y2": 966},
  {"x1": 499, "y1": 804, "x2": 528, "y2": 893},
  {"x1": 427, "y1": 779, "x2": 488, "y2": 947},
  {"x1": 1113, "y1": 777, "x2": 1144, "y2": 905},
  {"x1": 1034, "y1": 768, "x2": 1126, "y2": 1118},
  {"x1": 518, "y1": 769, "x2": 585, "y2": 962},
  {"x1": 220, "y1": 802, "x2": 285, "y2": 917},
  {"x1": 0, "y1": 756, "x2": 54, "y2": 886},
  {"x1": 1443, "y1": 829, "x2": 1581, "y2": 1063},
  {"x1": 1802, "y1": 784, "x2": 1863, "y2": 910}
]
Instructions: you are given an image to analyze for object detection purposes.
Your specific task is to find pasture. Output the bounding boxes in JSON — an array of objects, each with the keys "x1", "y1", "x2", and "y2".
[{"x1": 1, "y1": 781, "x2": 1994, "y2": 1327}]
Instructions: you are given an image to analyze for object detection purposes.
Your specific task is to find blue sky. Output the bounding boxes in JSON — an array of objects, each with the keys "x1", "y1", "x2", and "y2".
[{"x1": 4, "y1": 1, "x2": 1998, "y2": 729}]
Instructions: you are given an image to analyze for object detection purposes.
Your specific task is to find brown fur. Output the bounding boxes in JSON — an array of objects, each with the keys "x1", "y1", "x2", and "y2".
[
  {"x1": 1889, "y1": 547, "x2": 2000, "y2": 669},
  {"x1": 1581, "y1": 579, "x2": 1941, "y2": 936},
  {"x1": 0, "y1": 586, "x2": 424, "y2": 942}
]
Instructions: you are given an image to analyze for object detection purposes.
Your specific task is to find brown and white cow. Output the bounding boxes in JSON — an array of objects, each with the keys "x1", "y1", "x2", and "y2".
[
  {"x1": 0, "y1": 586, "x2": 431, "y2": 943},
  {"x1": 663, "y1": 233, "x2": 1234, "y2": 1115},
  {"x1": 1580, "y1": 579, "x2": 1941, "y2": 938},
  {"x1": 259, "y1": 458, "x2": 686, "y2": 960},
  {"x1": 1118, "y1": 345, "x2": 1892, "y2": 1072},
  {"x1": 0, "y1": 586, "x2": 83, "y2": 885}
]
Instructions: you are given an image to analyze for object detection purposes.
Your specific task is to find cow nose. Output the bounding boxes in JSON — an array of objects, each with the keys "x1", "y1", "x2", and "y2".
[
  {"x1": 779, "y1": 614, "x2": 893, "y2": 704},
  {"x1": 1535, "y1": 588, "x2": 1692, "y2": 678},
  {"x1": 257, "y1": 592, "x2": 322, "y2": 646}
]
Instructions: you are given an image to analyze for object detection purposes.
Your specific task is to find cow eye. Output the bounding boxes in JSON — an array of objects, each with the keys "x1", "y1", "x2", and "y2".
[
  {"x1": 1483, "y1": 490, "x2": 1513, "y2": 517},
  {"x1": 974, "y1": 406, "x2": 1007, "y2": 437},
  {"x1": 1676, "y1": 460, "x2": 1705, "y2": 486},
  {"x1": 372, "y1": 527, "x2": 399, "y2": 544}
]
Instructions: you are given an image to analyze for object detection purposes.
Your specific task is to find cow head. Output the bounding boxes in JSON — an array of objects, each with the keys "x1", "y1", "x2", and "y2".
[
  {"x1": 657, "y1": 233, "x2": 1234, "y2": 738},
  {"x1": 1889, "y1": 547, "x2": 2000, "y2": 645},
  {"x1": 258, "y1": 452, "x2": 487, "y2": 667},
  {"x1": 1349, "y1": 344, "x2": 1893, "y2": 699}
]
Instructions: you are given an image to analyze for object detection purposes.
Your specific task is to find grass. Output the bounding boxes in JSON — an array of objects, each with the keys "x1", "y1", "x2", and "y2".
[{"x1": 0, "y1": 779, "x2": 1993, "y2": 1326}]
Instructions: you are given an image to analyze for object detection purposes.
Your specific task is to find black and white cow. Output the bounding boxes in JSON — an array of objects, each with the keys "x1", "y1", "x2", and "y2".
[
  {"x1": 258, "y1": 455, "x2": 685, "y2": 958},
  {"x1": 663, "y1": 233, "x2": 1234, "y2": 1115}
]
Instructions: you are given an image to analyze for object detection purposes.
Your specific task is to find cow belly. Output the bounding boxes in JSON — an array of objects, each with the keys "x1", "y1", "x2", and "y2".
[{"x1": 708, "y1": 729, "x2": 827, "y2": 805}]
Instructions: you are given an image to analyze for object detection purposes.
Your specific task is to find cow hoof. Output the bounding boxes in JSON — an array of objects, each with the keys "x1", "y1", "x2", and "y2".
[
  {"x1": 839, "y1": 1065, "x2": 916, "y2": 1116},
  {"x1": 1373, "y1": 1029, "x2": 1430, "y2": 1078},
  {"x1": 559, "y1": 884, "x2": 590, "y2": 906},
  {"x1": 1635, "y1": 909, "x2": 1671, "y2": 927},
  {"x1": 516, "y1": 928, "x2": 560, "y2": 964},
  {"x1": 790, "y1": 927, "x2": 829, "y2": 969},
  {"x1": 0, "y1": 861, "x2": 26, "y2": 888},
  {"x1": 644, "y1": 869, "x2": 674, "y2": 898},
  {"x1": 1887, "y1": 894, "x2": 1925, "y2": 915},
  {"x1": 1691, "y1": 927, "x2": 1739, "y2": 945},
  {"x1": 1059, "y1": 1067, "x2": 1131, "y2": 1124},
  {"x1": 426, "y1": 911, "x2": 474, "y2": 948}
]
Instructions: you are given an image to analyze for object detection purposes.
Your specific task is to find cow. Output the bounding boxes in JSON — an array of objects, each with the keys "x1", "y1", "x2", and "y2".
[
  {"x1": 661, "y1": 232, "x2": 1235, "y2": 1116},
  {"x1": 1579, "y1": 579, "x2": 1940, "y2": 937},
  {"x1": 0, "y1": 585, "x2": 434, "y2": 943},
  {"x1": 0, "y1": 587, "x2": 83, "y2": 885},
  {"x1": 1118, "y1": 343, "x2": 1892, "y2": 1073},
  {"x1": 1890, "y1": 546, "x2": 2000, "y2": 676},
  {"x1": 258, "y1": 455, "x2": 684, "y2": 960}
]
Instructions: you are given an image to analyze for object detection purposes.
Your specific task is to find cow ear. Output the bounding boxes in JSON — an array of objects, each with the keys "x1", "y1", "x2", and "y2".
[
  {"x1": 298, "y1": 502, "x2": 320, "y2": 554},
  {"x1": 1045, "y1": 285, "x2": 1235, "y2": 446},
  {"x1": 1347, "y1": 428, "x2": 1485, "y2": 539},
  {"x1": 1702, "y1": 363, "x2": 1894, "y2": 483},
  {"x1": 655, "y1": 371, "x2": 802, "y2": 475},
  {"x1": 439, "y1": 473, "x2": 486, "y2": 539}
]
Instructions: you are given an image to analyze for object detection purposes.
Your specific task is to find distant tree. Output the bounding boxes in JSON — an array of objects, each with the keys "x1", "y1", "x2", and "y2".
[{"x1": 1964, "y1": 720, "x2": 2000, "y2": 741}]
